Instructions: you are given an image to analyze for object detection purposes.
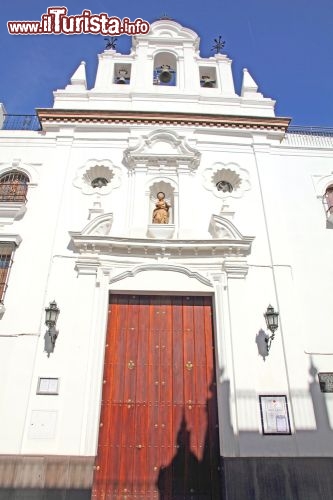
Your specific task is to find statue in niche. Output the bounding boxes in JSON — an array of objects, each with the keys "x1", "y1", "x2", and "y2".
[{"x1": 152, "y1": 192, "x2": 171, "y2": 224}]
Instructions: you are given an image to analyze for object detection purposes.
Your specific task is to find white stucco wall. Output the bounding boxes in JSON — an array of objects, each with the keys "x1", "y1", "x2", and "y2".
[
  {"x1": 0, "y1": 20, "x2": 333, "y2": 461},
  {"x1": 0, "y1": 125, "x2": 333, "y2": 458}
]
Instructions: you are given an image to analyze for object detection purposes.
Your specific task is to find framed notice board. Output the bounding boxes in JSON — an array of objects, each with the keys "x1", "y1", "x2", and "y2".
[{"x1": 259, "y1": 395, "x2": 291, "y2": 435}]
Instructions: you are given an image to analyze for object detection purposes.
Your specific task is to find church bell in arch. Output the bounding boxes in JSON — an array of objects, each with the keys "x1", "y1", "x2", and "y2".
[
  {"x1": 156, "y1": 64, "x2": 174, "y2": 84},
  {"x1": 116, "y1": 68, "x2": 129, "y2": 84},
  {"x1": 201, "y1": 75, "x2": 216, "y2": 88}
]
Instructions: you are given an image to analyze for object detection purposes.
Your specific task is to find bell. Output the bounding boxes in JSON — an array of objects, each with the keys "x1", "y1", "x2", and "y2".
[
  {"x1": 117, "y1": 69, "x2": 128, "y2": 84},
  {"x1": 203, "y1": 79, "x2": 214, "y2": 88},
  {"x1": 201, "y1": 76, "x2": 215, "y2": 88},
  {"x1": 158, "y1": 65, "x2": 173, "y2": 83}
]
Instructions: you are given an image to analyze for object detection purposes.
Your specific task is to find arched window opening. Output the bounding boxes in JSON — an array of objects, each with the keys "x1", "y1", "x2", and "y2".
[
  {"x1": 0, "y1": 171, "x2": 29, "y2": 203},
  {"x1": 147, "y1": 180, "x2": 177, "y2": 239},
  {"x1": 153, "y1": 52, "x2": 177, "y2": 86}
]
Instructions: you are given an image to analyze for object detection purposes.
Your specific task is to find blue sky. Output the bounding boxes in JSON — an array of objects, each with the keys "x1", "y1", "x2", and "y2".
[{"x1": 1, "y1": 0, "x2": 332, "y2": 126}]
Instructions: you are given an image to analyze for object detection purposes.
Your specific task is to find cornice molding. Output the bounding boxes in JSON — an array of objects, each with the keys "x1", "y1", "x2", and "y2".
[
  {"x1": 70, "y1": 231, "x2": 254, "y2": 282},
  {"x1": 69, "y1": 234, "x2": 254, "y2": 259},
  {"x1": 223, "y1": 258, "x2": 250, "y2": 279},
  {"x1": 70, "y1": 214, "x2": 254, "y2": 279},
  {"x1": 37, "y1": 109, "x2": 290, "y2": 133},
  {"x1": 0, "y1": 234, "x2": 22, "y2": 246},
  {"x1": 0, "y1": 202, "x2": 27, "y2": 224}
]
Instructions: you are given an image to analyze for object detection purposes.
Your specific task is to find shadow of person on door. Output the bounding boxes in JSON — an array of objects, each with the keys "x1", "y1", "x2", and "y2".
[
  {"x1": 157, "y1": 374, "x2": 221, "y2": 499},
  {"x1": 157, "y1": 410, "x2": 202, "y2": 499}
]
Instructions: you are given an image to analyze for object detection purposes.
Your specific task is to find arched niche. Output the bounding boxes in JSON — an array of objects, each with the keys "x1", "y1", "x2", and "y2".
[
  {"x1": 145, "y1": 179, "x2": 178, "y2": 238},
  {"x1": 153, "y1": 52, "x2": 177, "y2": 86},
  {"x1": 148, "y1": 180, "x2": 176, "y2": 224}
]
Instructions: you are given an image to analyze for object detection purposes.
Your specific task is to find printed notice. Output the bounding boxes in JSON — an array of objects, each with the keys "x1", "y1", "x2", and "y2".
[{"x1": 259, "y1": 395, "x2": 291, "y2": 435}]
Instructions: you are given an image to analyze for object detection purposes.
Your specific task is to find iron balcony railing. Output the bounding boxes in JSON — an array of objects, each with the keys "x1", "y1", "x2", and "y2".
[
  {"x1": 2, "y1": 114, "x2": 41, "y2": 131},
  {"x1": 287, "y1": 125, "x2": 333, "y2": 136},
  {"x1": 0, "y1": 183, "x2": 27, "y2": 203}
]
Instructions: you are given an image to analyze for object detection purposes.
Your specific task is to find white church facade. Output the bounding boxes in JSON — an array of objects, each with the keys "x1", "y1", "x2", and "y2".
[{"x1": 0, "y1": 19, "x2": 333, "y2": 499}]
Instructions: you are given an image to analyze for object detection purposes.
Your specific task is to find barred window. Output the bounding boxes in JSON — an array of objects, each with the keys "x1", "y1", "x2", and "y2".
[
  {"x1": 0, "y1": 243, "x2": 15, "y2": 303},
  {"x1": 0, "y1": 170, "x2": 29, "y2": 203}
]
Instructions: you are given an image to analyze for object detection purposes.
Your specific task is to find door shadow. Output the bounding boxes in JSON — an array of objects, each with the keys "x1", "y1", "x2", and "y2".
[{"x1": 156, "y1": 377, "x2": 221, "y2": 499}]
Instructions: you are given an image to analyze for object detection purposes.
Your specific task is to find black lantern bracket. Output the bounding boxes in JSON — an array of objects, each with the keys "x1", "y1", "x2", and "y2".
[
  {"x1": 45, "y1": 300, "x2": 60, "y2": 348},
  {"x1": 264, "y1": 304, "x2": 279, "y2": 354}
]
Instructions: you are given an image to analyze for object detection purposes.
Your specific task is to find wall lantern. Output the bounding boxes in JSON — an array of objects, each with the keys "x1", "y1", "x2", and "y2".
[
  {"x1": 264, "y1": 304, "x2": 279, "y2": 353},
  {"x1": 45, "y1": 300, "x2": 60, "y2": 346}
]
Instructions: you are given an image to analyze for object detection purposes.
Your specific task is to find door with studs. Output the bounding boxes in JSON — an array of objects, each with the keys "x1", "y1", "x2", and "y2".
[{"x1": 92, "y1": 294, "x2": 221, "y2": 499}]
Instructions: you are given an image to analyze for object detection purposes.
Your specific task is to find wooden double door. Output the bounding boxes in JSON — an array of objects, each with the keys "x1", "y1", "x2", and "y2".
[{"x1": 92, "y1": 295, "x2": 221, "y2": 499}]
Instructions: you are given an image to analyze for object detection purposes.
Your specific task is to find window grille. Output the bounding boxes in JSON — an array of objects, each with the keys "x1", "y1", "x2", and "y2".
[
  {"x1": 0, "y1": 242, "x2": 15, "y2": 303},
  {"x1": 0, "y1": 171, "x2": 29, "y2": 203}
]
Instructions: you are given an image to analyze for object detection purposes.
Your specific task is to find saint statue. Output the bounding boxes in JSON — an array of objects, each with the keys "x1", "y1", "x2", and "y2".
[{"x1": 152, "y1": 192, "x2": 171, "y2": 224}]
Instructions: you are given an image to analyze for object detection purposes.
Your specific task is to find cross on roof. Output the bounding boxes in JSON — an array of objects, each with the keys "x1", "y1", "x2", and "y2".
[
  {"x1": 104, "y1": 37, "x2": 117, "y2": 50},
  {"x1": 211, "y1": 36, "x2": 226, "y2": 54}
]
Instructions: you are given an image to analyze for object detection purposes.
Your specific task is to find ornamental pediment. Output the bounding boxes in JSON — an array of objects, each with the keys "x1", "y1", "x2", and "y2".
[
  {"x1": 74, "y1": 213, "x2": 113, "y2": 237},
  {"x1": 69, "y1": 230, "x2": 253, "y2": 258},
  {"x1": 69, "y1": 213, "x2": 254, "y2": 280},
  {"x1": 209, "y1": 215, "x2": 248, "y2": 240},
  {"x1": 134, "y1": 19, "x2": 199, "y2": 44},
  {"x1": 123, "y1": 130, "x2": 200, "y2": 170}
]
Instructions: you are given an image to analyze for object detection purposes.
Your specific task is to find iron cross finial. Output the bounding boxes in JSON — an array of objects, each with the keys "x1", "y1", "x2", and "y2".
[
  {"x1": 159, "y1": 13, "x2": 173, "y2": 20},
  {"x1": 211, "y1": 35, "x2": 226, "y2": 54},
  {"x1": 104, "y1": 36, "x2": 117, "y2": 50}
]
